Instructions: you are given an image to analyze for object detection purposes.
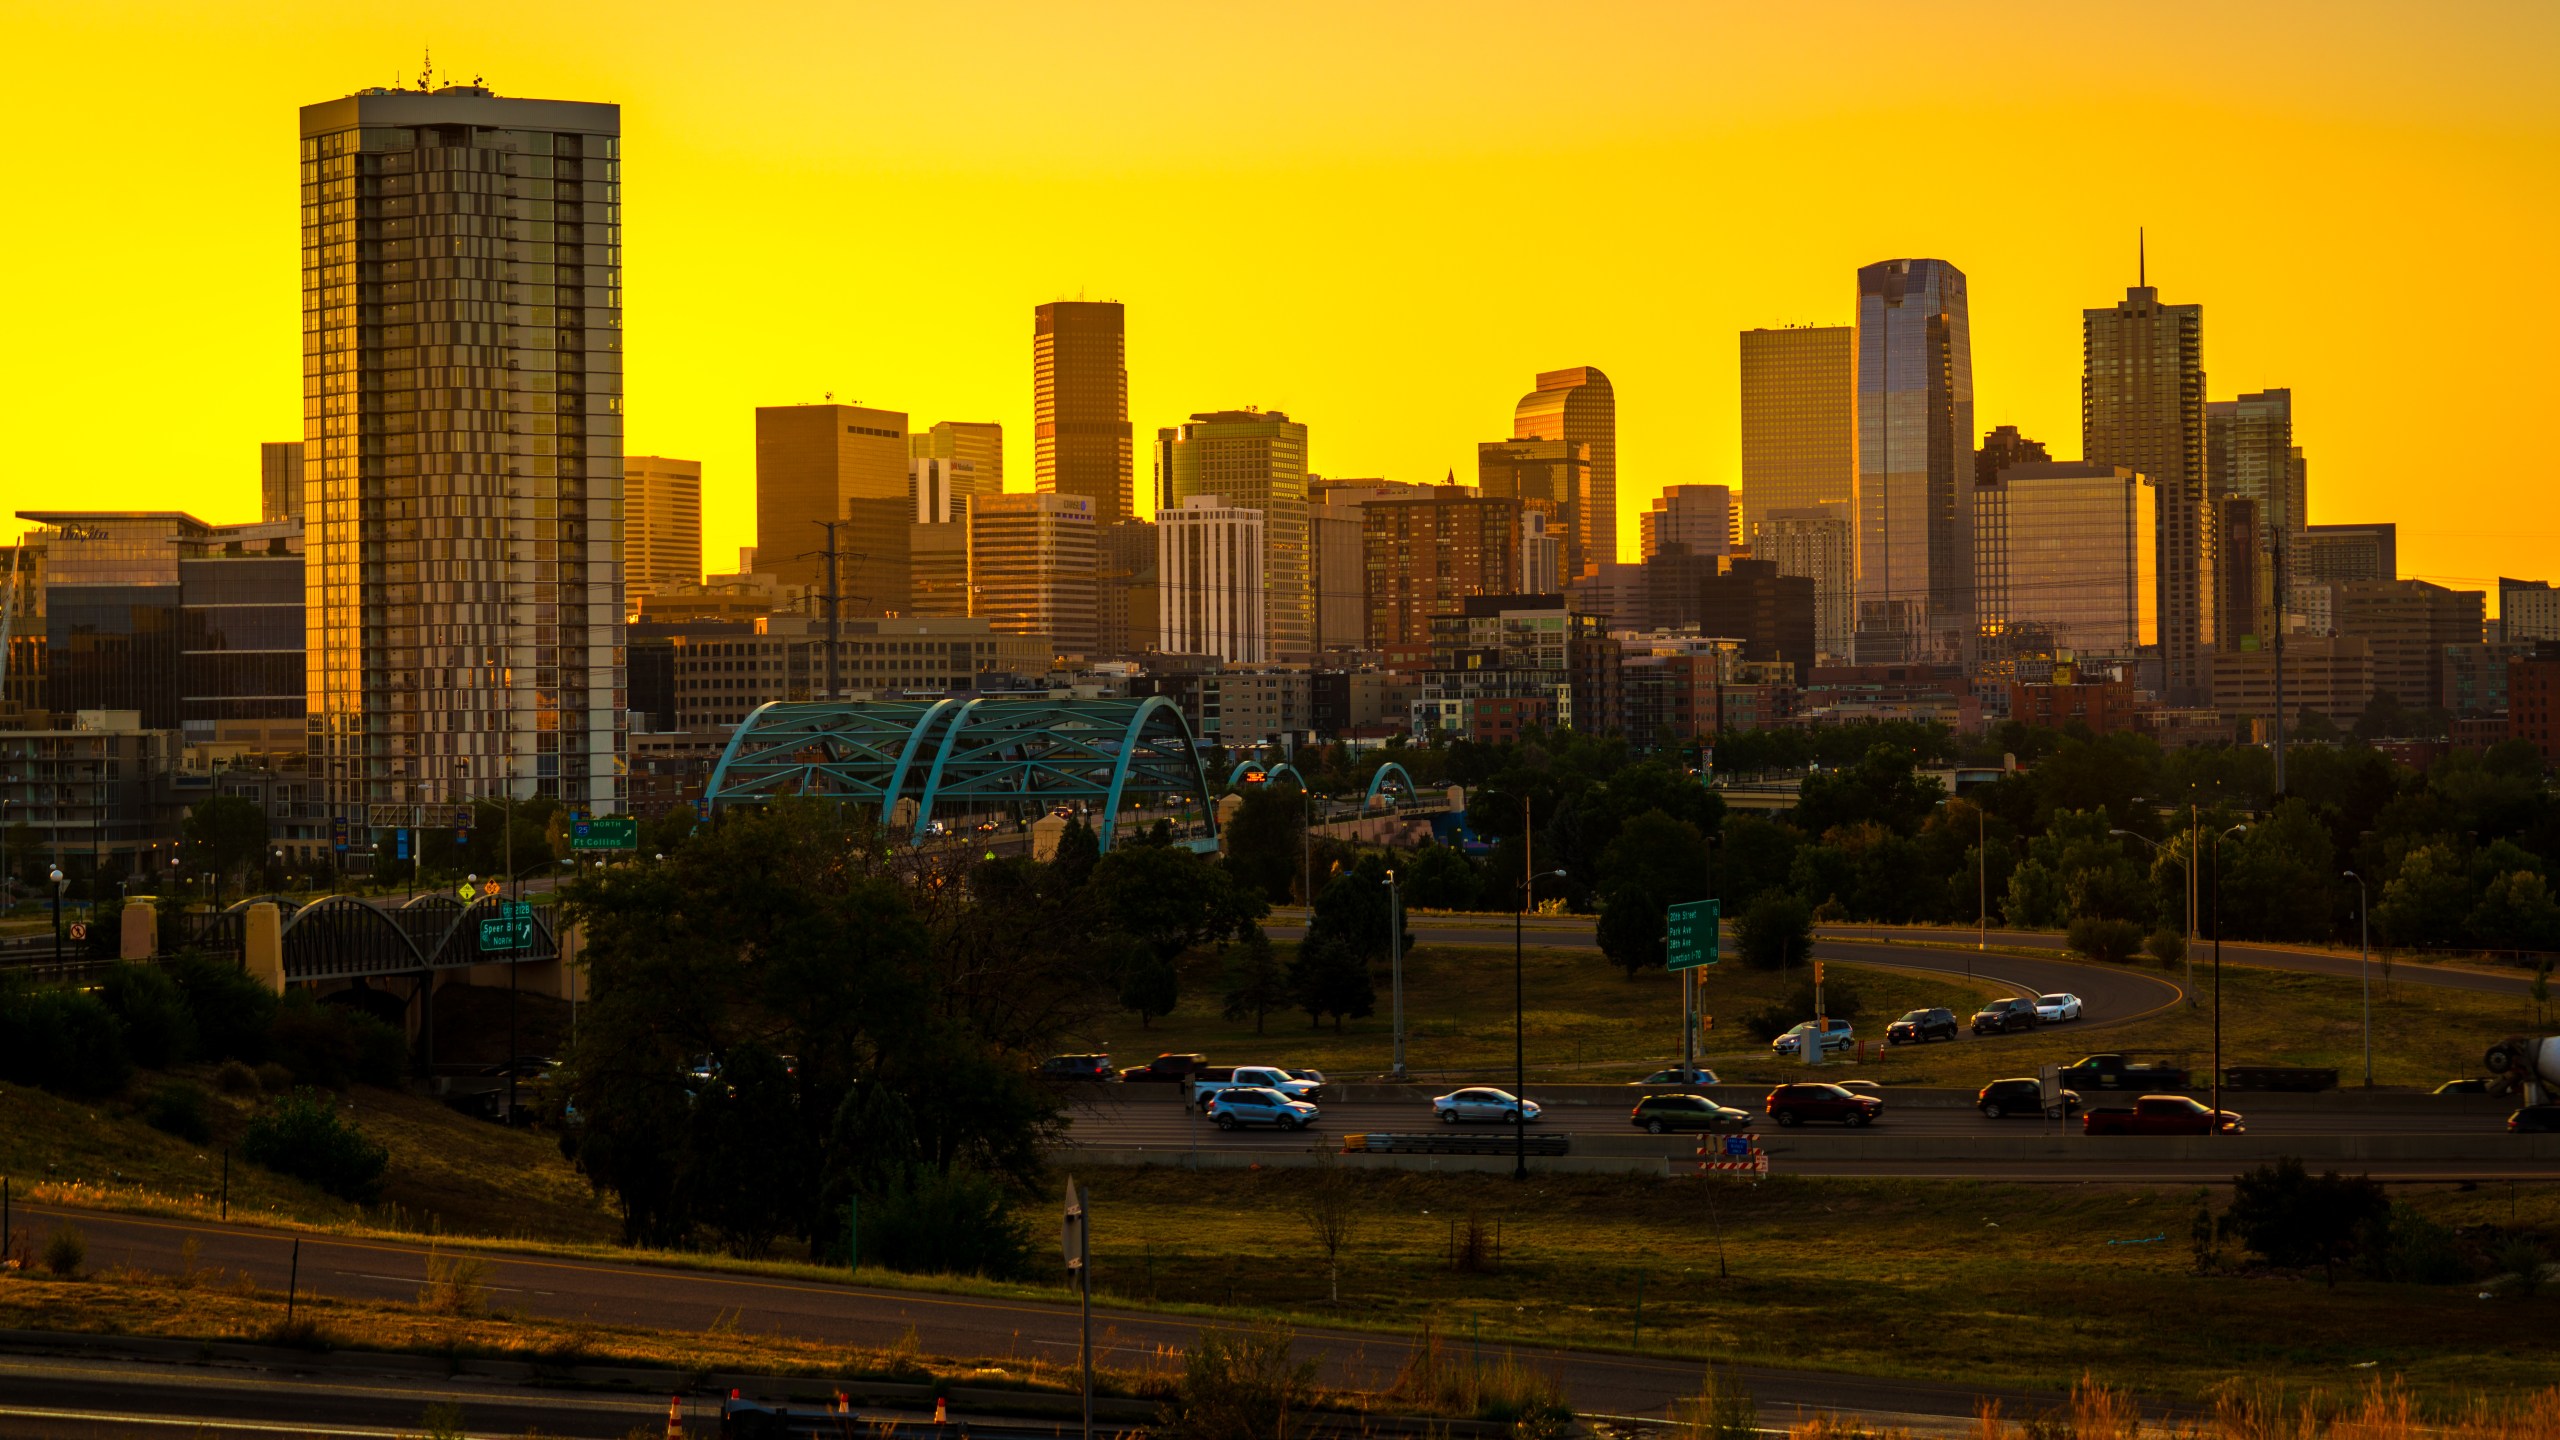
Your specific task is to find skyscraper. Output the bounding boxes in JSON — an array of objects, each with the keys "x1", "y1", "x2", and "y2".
[
  {"x1": 969, "y1": 492, "x2": 1096, "y2": 660},
  {"x1": 300, "y1": 81, "x2": 623, "y2": 838},
  {"x1": 1510, "y1": 368, "x2": 1617, "y2": 569},
  {"x1": 1476, "y1": 439, "x2": 1593, "y2": 578},
  {"x1": 1757, "y1": 508, "x2": 1854, "y2": 662},
  {"x1": 1855, "y1": 259, "x2": 1974, "y2": 661},
  {"x1": 260, "y1": 442, "x2": 305, "y2": 525},
  {"x1": 1310, "y1": 478, "x2": 1435, "y2": 652},
  {"x1": 1972, "y1": 462, "x2": 2154, "y2": 659},
  {"x1": 2207, "y1": 389, "x2": 2305, "y2": 646},
  {"x1": 1738, "y1": 326, "x2": 1856, "y2": 535},
  {"x1": 1160, "y1": 409, "x2": 1312, "y2": 662},
  {"x1": 1362, "y1": 487, "x2": 1521, "y2": 651},
  {"x1": 1639, "y1": 484, "x2": 1734, "y2": 562},
  {"x1": 2084, "y1": 280, "x2": 2210, "y2": 701},
  {"x1": 910, "y1": 420, "x2": 1004, "y2": 500},
  {"x1": 1034, "y1": 302, "x2": 1132, "y2": 523},
  {"x1": 624, "y1": 456, "x2": 703, "y2": 613},
  {"x1": 1974, "y1": 425, "x2": 2048, "y2": 487},
  {"x1": 1157, "y1": 497, "x2": 1267, "y2": 663},
  {"x1": 755, "y1": 403, "x2": 909, "y2": 592}
]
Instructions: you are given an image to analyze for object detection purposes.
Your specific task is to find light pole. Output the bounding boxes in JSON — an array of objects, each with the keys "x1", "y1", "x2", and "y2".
[
  {"x1": 2208, "y1": 823, "x2": 2248, "y2": 1128},
  {"x1": 1516, "y1": 866, "x2": 1566, "y2": 1182},
  {"x1": 2111, "y1": 828, "x2": 2196, "y2": 1000},
  {"x1": 1975, "y1": 802, "x2": 1986, "y2": 955},
  {"x1": 2343, "y1": 870, "x2": 2371, "y2": 1089},
  {"x1": 1301, "y1": 787, "x2": 1314, "y2": 909},
  {"x1": 1382, "y1": 867, "x2": 1406, "y2": 1081},
  {"x1": 49, "y1": 865, "x2": 66, "y2": 966}
]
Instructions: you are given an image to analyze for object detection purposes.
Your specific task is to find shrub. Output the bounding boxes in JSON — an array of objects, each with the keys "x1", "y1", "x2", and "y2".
[
  {"x1": 0, "y1": 981, "x2": 134, "y2": 1097},
  {"x1": 269, "y1": 994, "x2": 409, "y2": 1090},
  {"x1": 2225, "y1": 1157, "x2": 2389, "y2": 1285},
  {"x1": 2356, "y1": 1204, "x2": 2470, "y2": 1285},
  {"x1": 1735, "y1": 893, "x2": 1813, "y2": 971},
  {"x1": 255, "y1": 1062, "x2": 294, "y2": 1093},
  {"x1": 240, "y1": 1088, "x2": 389, "y2": 1203},
  {"x1": 2067, "y1": 916, "x2": 2145, "y2": 964},
  {"x1": 164, "y1": 954, "x2": 277, "y2": 1063},
  {"x1": 42, "y1": 1225, "x2": 86, "y2": 1276},
  {"x1": 214, "y1": 1059, "x2": 260, "y2": 1095},
  {"x1": 99, "y1": 963, "x2": 196, "y2": 1068},
  {"x1": 857, "y1": 1166, "x2": 1032, "y2": 1279},
  {"x1": 1161, "y1": 1327, "x2": 1318, "y2": 1440},
  {"x1": 2143, "y1": 927, "x2": 2187, "y2": 968},
  {"x1": 144, "y1": 1081, "x2": 212, "y2": 1143}
]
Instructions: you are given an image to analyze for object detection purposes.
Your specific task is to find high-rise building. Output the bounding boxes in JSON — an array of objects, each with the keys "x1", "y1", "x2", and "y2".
[
  {"x1": 1756, "y1": 508, "x2": 1854, "y2": 661},
  {"x1": 1034, "y1": 302, "x2": 1132, "y2": 523},
  {"x1": 969, "y1": 492, "x2": 1097, "y2": 660},
  {"x1": 2208, "y1": 388, "x2": 2305, "y2": 645},
  {"x1": 260, "y1": 442, "x2": 305, "y2": 525},
  {"x1": 2298, "y1": 523, "x2": 2396, "y2": 585},
  {"x1": 1096, "y1": 519, "x2": 1159, "y2": 661},
  {"x1": 2084, "y1": 280, "x2": 2210, "y2": 701},
  {"x1": 181, "y1": 520, "x2": 306, "y2": 751},
  {"x1": 2334, "y1": 578, "x2": 2486, "y2": 711},
  {"x1": 1520, "y1": 509, "x2": 1561, "y2": 596},
  {"x1": 1974, "y1": 426, "x2": 2048, "y2": 487},
  {"x1": 1362, "y1": 487, "x2": 1521, "y2": 653},
  {"x1": 1157, "y1": 497, "x2": 1266, "y2": 663},
  {"x1": 624, "y1": 456, "x2": 703, "y2": 614},
  {"x1": 2500, "y1": 577, "x2": 2560, "y2": 642},
  {"x1": 1510, "y1": 368, "x2": 1617, "y2": 569},
  {"x1": 299, "y1": 83, "x2": 624, "y2": 836},
  {"x1": 1856, "y1": 259, "x2": 1974, "y2": 661},
  {"x1": 755, "y1": 404, "x2": 909, "y2": 592},
  {"x1": 909, "y1": 421, "x2": 1003, "y2": 500},
  {"x1": 20, "y1": 510, "x2": 207, "y2": 729},
  {"x1": 1160, "y1": 409, "x2": 1312, "y2": 662},
  {"x1": 1477, "y1": 439, "x2": 1593, "y2": 579},
  {"x1": 1738, "y1": 326, "x2": 1856, "y2": 536},
  {"x1": 907, "y1": 520, "x2": 970, "y2": 620},
  {"x1": 1639, "y1": 484, "x2": 1734, "y2": 562},
  {"x1": 1311, "y1": 478, "x2": 1435, "y2": 653},
  {"x1": 1972, "y1": 463, "x2": 2154, "y2": 659}
]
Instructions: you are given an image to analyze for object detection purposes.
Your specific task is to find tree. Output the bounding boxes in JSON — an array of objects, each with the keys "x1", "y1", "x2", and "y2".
[
  {"x1": 1222, "y1": 787, "x2": 1305, "y2": 904},
  {"x1": 1295, "y1": 1152, "x2": 1362, "y2": 1303},
  {"x1": 182, "y1": 795, "x2": 270, "y2": 888},
  {"x1": 1396, "y1": 842, "x2": 1481, "y2": 910},
  {"x1": 1220, "y1": 929, "x2": 1290, "y2": 1034},
  {"x1": 1289, "y1": 860, "x2": 1393, "y2": 1031},
  {"x1": 1594, "y1": 809, "x2": 1713, "y2": 977},
  {"x1": 2374, "y1": 843, "x2": 2475, "y2": 950},
  {"x1": 1735, "y1": 893, "x2": 1812, "y2": 971},
  {"x1": 684, "y1": 1043, "x2": 808, "y2": 1257},
  {"x1": 2224, "y1": 1157, "x2": 2390, "y2": 1286},
  {"x1": 1090, "y1": 841, "x2": 1266, "y2": 1026},
  {"x1": 2067, "y1": 916, "x2": 2145, "y2": 964},
  {"x1": 2469, "y1": 871, "x2": 2560, "y2": 954}
]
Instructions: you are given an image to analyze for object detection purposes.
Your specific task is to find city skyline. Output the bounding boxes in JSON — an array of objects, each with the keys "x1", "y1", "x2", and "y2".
[{"x1": 6, "y1": 4, "x2": 2558, "y2": 610}]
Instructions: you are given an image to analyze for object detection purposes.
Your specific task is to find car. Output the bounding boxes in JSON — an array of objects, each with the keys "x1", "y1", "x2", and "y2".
[
  {"x1": 1119, "y1": 1053, "x2": 1210, "y2": 1083},
  {"x1": 1977, "y1": 1077, "x2": 2083, "y2": 1119},
  {"x1": 2510, "y1": 1105, "x2": 2560, "y2": 1134},
  {"x1": 1205, "y1": 1087, "x2": 1320, "y2": 1131},
  {"x1": 1630, "y1": 1094, "x2": 1753, "y2": 1134},
  {"x1": 2034, "y1": 993, "x2": 2084, "y2": 1023},
  {"x1": 1973, "y1": 997, "x2": 2042, "y2": 1035},
  {"x1": 1432, "y1": 1087, "x2": 1542, "y2": 1124},
  {"x1": 2433, "y1": 1078, "x2": 2490, "y2": 1095},
  {"x1": 1039, "y1": 1053, "x2": 1114, "y2": 1082},
  {"x1": 1286, "y1": 1068, "x2": 1327, "y2": 1085},
  {"x1": 1831, "y1": 1080, "x2": 1884, "y2": 1098},
  {"x1": 2083, "y1": 1095, "x2": 2245, "y2": 1135},
  {"x1": 1771, "y1": 1019, "x2": 1855, "y2": 1057},
  {"x1": 1765, "y1": 1082, "x2": 1884, "y2": 1127},
  {"x1": 1191, "y1": 1066, "x2": 1324, "y2": 1105},
  {"x1": 1632, "y1": 1066, "x2": 1722, "y2": 1086},
  {"x1": 1886, "y1": 1008, "x2": 1958, "y2": 1045}
]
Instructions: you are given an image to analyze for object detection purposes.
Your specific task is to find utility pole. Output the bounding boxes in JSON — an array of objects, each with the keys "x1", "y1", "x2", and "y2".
[
  {"x1": 2271, "y1": 527, "x2": 2287, "y2": 798},
  {"x1": 810, "y1": 520, "x2": 848, "y2": 703}
]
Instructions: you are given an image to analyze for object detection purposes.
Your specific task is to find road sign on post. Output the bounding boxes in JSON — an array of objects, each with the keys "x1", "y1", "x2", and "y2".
[
  {"x1": 1665, "y1": 899, "x2": 1719, "y2": 971},
  {"x1": 1062, "y1": 1177, "x2": 1093, "y2": 1440},
  {"x1": 477, "y1": 900, "x2": 536, "y2": 953},
  {"x1": 571, "y1": 816, "x2": 639, "y2": 851}
]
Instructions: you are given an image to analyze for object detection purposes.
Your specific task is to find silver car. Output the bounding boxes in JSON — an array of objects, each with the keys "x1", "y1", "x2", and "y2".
[
  {"x1": 2034, "y1": 993, "x2": 2083, "y2": 1022},
  {"x1": 1431, "y1": 1087, "x2": 1542, "y2": 1124},
  {"x1": 1207, "y1": 1087, "x2": 1320, "y2": 1131}
]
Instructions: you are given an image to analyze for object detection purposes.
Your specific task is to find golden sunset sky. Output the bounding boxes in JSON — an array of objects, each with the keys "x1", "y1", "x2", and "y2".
[{"x1": 6, "y1": 1, "x2": 2555, "y2": 605}]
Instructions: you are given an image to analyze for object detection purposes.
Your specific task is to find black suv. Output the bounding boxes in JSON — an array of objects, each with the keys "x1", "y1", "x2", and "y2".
[
  {"x1": 1977, "y1": 1077, "x2": 2081, "y2": 1119},
  {"x1": 1972, "y1": 997, "x2": 2041, "y2": 1035},
  {"x1": 1887, "y1": 1008, "x2": 1958, "y2": 1045},
  {"x1": 1039, "y1": 1054, "x2": 1115, "y2": 1081}
]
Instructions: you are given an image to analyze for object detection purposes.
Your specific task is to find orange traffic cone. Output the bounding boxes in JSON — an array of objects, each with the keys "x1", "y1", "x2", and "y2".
[
  {"x1": 665, "y1": 1394, "x2": 683, "y2": 1438},
  {"x1": 934, "y1": 1396, "x2": 948, "y2": 1425}
]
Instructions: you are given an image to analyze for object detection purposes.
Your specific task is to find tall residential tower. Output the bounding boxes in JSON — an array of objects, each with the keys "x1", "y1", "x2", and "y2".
[
  {"x1": 2084, "y1": 281, "x2": 2210, "y2": 700},
  {"x1": 1855, "y1": 259, "x2": 1974, "y2": 661}
]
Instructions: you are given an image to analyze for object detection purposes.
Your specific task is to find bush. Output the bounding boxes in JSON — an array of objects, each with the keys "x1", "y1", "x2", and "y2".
[
  {"x1": 1161, "y1": 1327, "x2": 1319, "y2": 1440},
  {"x1": 164, "y1": 954, "x2": 277, "y2": 1063},
  {"x1": 2356, "y1": 1204, "x2": 2471, "y2": 1285},
  {"x1": 255, "y1": 1062, "x2": 294, "y2": 1092},
  {"x1": 215, "y1": 1059, "x2": 260, "y2": 1095},
  {"x1": 268, "y1": 993, "x2": 409, "y2": 1090},
  {"x1": 1735, "y1": 893, "x2": 1813, "y2": 971},
  {"x1": 2225, "y1": 1157, "x2": 2389, "y2": 1285},
  {"x1": 0, "y1": 980, "x2": 134, "y2": 1097},
  {"x1": 144, "y1": 1081, "x2": 212, "y2": 1143},
  {"x1": 1741, "y1": 976, "x2": 1864, "y2": 1042},
  {"x1": 99, "y1": 964, "x2": 196, "y2": 1068},
  {"x1": 240, "y1": 1088, "x2": 389, "y2": 1202},
  {"x1": 42, "y1": 1225, "x2": 86, "y2": 1276},
  {"x1": 857, "y1": 1166, "x2": 1032, "y2": 1279},
  {"x1": 2143, "y1": 928, "x2": 2187, "y2": 968},
  {"x1": 2067, "y1": 916, "x2": 2146, "y2": 964}
]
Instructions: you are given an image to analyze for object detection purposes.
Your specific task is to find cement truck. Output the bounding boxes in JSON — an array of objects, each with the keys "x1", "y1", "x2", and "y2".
[{"x1": 2483, "y1": 1035, "x2": 2560, "y2": 1132}]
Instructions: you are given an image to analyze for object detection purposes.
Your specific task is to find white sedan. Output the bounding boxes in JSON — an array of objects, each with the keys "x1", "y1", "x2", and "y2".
[
  {"x1": 1432, "y1": 1087, "x2": 1542, "y2": 1124},
  {"x1": 2034, "y1": 992, "x2": 2084, "y2": 1022}
]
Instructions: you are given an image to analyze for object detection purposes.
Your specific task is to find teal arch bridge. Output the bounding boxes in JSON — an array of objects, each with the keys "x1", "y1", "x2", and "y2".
[{"x1": 704, "y1": 696, "x2": 1223, "y2": 852}]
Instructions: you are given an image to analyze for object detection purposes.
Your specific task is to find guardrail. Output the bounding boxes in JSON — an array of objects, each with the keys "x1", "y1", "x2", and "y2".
[{"x1": 1342, "y1": 1131, "x2": 1571, "y2": 1157}]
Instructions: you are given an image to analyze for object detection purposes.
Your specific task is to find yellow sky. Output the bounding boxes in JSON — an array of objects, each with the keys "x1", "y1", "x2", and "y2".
[{"x1": 6, "y1": 1, "x2": 2556, "y2": 607}]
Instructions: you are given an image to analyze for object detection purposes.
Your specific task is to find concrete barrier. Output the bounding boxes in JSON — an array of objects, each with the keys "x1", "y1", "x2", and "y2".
[
  {"x1": 1056, "y1": 1145, "x2": 1670, "y2": 1176},
  {"x1": 1105, "y1": 1080, "x2": 2513, "y2": 1115}
]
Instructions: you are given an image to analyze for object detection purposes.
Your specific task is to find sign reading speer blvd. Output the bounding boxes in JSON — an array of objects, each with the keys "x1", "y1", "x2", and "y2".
[{"x1": 1666, "y1": 898, "x2": 1719, "y2": 971}]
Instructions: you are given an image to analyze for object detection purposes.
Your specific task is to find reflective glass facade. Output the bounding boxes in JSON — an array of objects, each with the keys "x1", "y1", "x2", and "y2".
[
  {"x1": 298, "y1": 86, "x2": 625, "y2": 838},
  {"x1": 1973, "y1": 463, "x2": 2154, "y2": 660},
  {"x1": 2083, "y1": 285, "x2": 2209, "y2": 701},
  {"x1": 1161, "y1": 410, "x2": 1312, "y2": 662},
  {"x1": 1035, "y1": 302, "x2": 1133, "y2": 523},
  {"x1": 1739, "y1": 326, "x2": 1856, "y2": 536},
  {"x1": 1855, "y1": 260, "x2": 1973, "y2": 661},
  {"x1": 180, "y1": 528, "x2": 307, "y2": 744},
  {"x1": 1511, "y1": 368, "x2": 1617, "y2": 570},
  {"x1": 22, "y1": 513, "x2": 208, "y2": 728}
]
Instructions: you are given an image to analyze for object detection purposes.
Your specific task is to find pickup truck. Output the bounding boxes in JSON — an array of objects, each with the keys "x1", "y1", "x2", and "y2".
[
  {"x1": 2059, "y1": 1053, "x2": 2191, "y2": 1092},
  {"x1": 2082, "y1": 1094, "x2": 2245, "y2": 1135},
  {"x1": 1193, "y1": 1065, "x2": 1323, "y2": 1105}
]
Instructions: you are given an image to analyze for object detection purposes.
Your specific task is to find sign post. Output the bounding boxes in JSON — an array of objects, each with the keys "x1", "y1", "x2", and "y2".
[
  {"x1": 1666, "y1": 900, "x2": 1718, "y2": 1083},
  {"x1": 1062, "y1": 1177, "x2": 1092, "y2": 1440}
]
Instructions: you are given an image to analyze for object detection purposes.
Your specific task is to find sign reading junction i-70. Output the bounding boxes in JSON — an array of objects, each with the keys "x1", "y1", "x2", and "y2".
[{"x1": 1666, "y1": 898, "x2": 1719, "y2": 971}]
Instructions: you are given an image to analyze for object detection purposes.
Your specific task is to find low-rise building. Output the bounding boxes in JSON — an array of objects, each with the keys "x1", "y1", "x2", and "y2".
[{"x1": 2210, "y1": 633, "x2": 2374, "y2": 727}]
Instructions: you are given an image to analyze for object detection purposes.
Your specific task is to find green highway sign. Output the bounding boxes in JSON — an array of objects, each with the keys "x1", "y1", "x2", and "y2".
[
  {"x1": 1666, "y1": 898, "x2": 1719, "y2": 971},
  {"x1": 478, "y1": 900, "x2": 536, "y2": 953},
  {"x1": 571, "y1": 815, "x2": 639, "y2": 851}
]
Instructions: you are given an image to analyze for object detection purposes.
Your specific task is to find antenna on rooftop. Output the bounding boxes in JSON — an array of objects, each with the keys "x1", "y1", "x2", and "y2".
[
  {"x1": 2138, "y1": 226, "x2": 2145, "y2": 288},
  {"x1": 420, "y1": 46, "x2": 434, "y2": 92}
]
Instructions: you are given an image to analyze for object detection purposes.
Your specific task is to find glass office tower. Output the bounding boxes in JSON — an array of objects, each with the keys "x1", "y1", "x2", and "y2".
[
  {"x1": 1855, "y1": 259, "x2": 1974, "y2": 662},
  {"x1": 1036, "y1": 302, "x2": 1134, "y2": 523},
  {"x1": 1511, "y1": 368, "x2": 1617, "y2": 570},
  {"x1": 2084, "y1": 283, "x2": 2210, "y2": 702},
  {"x1": 1160, "y1": 409, "x2": 1313, "y2": 662},
  {"x1": 299, "y1": 82, "x2": 624, "y2": 845}
]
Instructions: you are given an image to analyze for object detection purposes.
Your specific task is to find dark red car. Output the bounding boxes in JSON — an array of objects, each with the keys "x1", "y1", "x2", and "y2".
[
  {"x1": 1119, "y1": 1053, "x2": 1209, "y2": 1083},
  {"x1": 1765, "y1": 1082, "x2": 1885, "y2": 1128}
]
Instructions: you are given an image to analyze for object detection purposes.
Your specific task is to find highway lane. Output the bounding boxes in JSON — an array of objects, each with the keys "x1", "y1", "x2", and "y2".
[{"x1": 8, "y1": 1204, "x2": 2092, "y2": 1428}]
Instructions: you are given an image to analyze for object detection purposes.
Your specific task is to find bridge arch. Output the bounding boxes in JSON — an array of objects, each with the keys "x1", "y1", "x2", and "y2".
[{"x1": 1364, "y1": 761, "x2": 1418, "y2": 809}]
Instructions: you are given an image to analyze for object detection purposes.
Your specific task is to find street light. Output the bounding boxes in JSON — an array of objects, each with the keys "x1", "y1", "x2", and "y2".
[
  {"x1": 2112, "y1": 828, "x2": 2197, "y2": 1000},
  {"x1": 1381, "y1": 868, "x2": 1406, "y2": 1081},
  {"x1": 1516, "y1": 866, "x2": 1567, "y2": 1182},
  {"x1": 2343, "y1": 870, "x2": 2371, "y2": 1089},
  {"x1": 49, "y1": 865, "x2": 66, "y2": 966},
  {"x1": 2208, "y1": 823, "x2": 2249, "y2": 1128}
]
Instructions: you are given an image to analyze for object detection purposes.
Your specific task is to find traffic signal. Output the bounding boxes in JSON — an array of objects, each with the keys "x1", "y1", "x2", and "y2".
[
  {"x1": 1815, "y1": 961, "x2": 1825, "y2": 985},
  {"x1": 1701, "y1": 1014, "x2": 1714, "y2": 1032}
]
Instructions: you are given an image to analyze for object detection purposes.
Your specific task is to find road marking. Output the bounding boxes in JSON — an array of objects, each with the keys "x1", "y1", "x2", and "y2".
[{"x1": 0, "y1": 1408, "x2": 413, "y2": 1437}]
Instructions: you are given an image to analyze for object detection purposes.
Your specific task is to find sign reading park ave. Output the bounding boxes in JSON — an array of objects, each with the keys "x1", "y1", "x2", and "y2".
[
  {"x1": 1666, "y1": 898, "x2": 1719, "y2": 971},
  {"x1": 571, "y1": 816, "x2": 639, "y2": 851}
]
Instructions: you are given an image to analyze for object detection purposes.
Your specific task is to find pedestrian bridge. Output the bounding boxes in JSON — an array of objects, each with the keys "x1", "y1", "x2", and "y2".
[{"x1": 170, "y1": 892, "x2": 564, "y2": 984}]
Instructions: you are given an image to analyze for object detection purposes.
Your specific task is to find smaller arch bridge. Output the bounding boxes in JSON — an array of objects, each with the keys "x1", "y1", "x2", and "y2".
[
  {"x1": 1226, "y1": 758, "x2": 1306, "y2": 792},
  {"x1": 1365, "y1": 761, "x2": 1418, "y2": 809},
  {"x1": 279, "y1": 892, "x2": 562, "y2": 984},
  {"x1": 705, "y1": 696, "x2": 1221, "y2": 852}
]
